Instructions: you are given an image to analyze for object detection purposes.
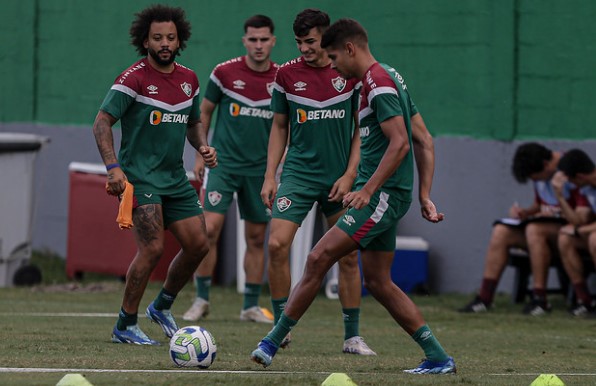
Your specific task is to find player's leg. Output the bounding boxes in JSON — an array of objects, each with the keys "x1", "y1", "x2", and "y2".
[
  {"x1": 459, "y1": 224, "x2": 525, "y2": 312},
  {"x1": 237, "y1": 175, "x2": 273, "y2": 323},
  {"x1": 361, "y1": 249, "x2": 455, "y2": 374},
  {"x1": 325, "y1": 210, "x2": 375, "y2": 355},
  {"x1": 524, "y1": 222, "x2": 560, "y2": 315},
  {"x1": 182, "y1": 210, "x2": 224, "y2": 321},
  {"x1": 251, "y1": 226, "x2": 356, "y2": 367},
  {"x1": 558, "y1": 231, "x2": 594, "y2": 315},
  {"x1": 184, "y1": 170, "x2": 236, "y2": 321},
  {"x1": 112, "y1": 203, "x2": 165, "y2": 345},
  {"x1": 240, "y1": 220, "x2": 272, "y2": 322},
  {"x1": 267, "y1": 218, "x2": 300, "y2": 322},
  {"x1": 146, "y1": 186, "x2": 208, "y2": 338}
]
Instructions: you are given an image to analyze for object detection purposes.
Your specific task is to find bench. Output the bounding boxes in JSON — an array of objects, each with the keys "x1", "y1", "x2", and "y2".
[{"x1": 508, "y1": 247, "x2": 594, "y2": 304}]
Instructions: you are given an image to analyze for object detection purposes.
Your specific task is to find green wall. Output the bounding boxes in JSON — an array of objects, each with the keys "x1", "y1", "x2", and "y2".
[{"x1": 2, "y1": 0, "x2": 595, "y2": 140}]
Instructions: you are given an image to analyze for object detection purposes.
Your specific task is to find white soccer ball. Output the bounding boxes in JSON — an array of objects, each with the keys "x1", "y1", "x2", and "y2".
[{"x1": 169, "y1": 326, "x2": 217, "y2": 368}]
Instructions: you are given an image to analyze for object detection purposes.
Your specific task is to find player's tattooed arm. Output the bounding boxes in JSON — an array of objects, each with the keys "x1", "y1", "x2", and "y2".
[{"x1": 92, "y1": 110, "x2": 119, "y2": 164}]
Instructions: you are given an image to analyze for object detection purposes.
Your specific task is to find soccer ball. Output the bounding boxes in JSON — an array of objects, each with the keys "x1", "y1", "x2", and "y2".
[{"x1": 169, "y1": 326, "x2": 217, "y2": 368}]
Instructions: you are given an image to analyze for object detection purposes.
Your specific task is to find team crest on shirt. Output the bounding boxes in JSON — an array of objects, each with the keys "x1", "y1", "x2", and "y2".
[
  {"x1": 276, "y1": 196, "x2": 292, "y2": 212},
  {"x1": 208, "y1": 191, "x2": 222, "y2": 206},
  {"x1": 342, "y1": 214, "x2": 355, "y2": 226},
  {"x1": 266, "y1": 82, "x2": 274, "y2": 96},
  {"x1": 180, "y1": 82, "x2": 192, "y2": 97},
  {"x1": 331, "y1": 76, "x2": 346, "y2": 92}
]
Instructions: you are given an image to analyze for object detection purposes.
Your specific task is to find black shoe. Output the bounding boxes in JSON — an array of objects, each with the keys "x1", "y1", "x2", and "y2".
[
  {"x1": 569, "y1": 300, "x2": 596, "y2": 317},
  {"x1": 523, "y1": 297, "x2": 552, "y2": 316},
  {"x1": 458, "y1": 296, "x2": 490, "y2": 313}
]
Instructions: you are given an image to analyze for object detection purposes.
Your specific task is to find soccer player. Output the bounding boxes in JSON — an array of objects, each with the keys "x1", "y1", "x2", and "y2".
[
  {"x1": 182, "y1": 15, "x2": 277, "y2": 324},
  {"x1": 259, "y1": 9, "x2": 374, "y2": 355},
  {"x1": 92, "y1": 4, "x2": 217, "y2": 345},
  {"x1": 556, "y1": 149, "x2": 596, "y2": 316},
  {"x1": 251, "y1": 18, "x2": 457, "y2": 374}
]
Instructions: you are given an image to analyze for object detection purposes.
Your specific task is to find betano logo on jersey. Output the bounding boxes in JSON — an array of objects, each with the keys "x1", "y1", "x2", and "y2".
[
  {"x1": 229, "y1": 103, "x2": 273, "y2": 119},
  {"x1": 149, "y1": 110, "x2": 189, "y2": 125},
  {"x1": 296, "y1": 108, "x2": 346, "y2": 124}
]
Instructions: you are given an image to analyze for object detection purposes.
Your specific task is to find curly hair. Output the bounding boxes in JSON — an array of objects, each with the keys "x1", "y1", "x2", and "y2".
[
  {"x1": 511, "y1": 143, "x2": 552, "y2": 183},
  {"x1": 293, "y1": 8, "x2": 330, "y2": 37},
  {"x1": 129, "y1": 4, "x2": 191, "y2": 56}
]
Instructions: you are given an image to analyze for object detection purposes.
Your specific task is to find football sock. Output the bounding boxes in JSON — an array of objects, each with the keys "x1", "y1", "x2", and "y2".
[
  {"x1": 153, "y1": 288, "x2": 176, "y2": 310},
  {"x1": 271, "y1": 297, "x2": 288, "y2": 324},
  {"x1": 412, "y1": 324, "x2": 449, "y2": 362},
  {"x1": 532, "y1": 288, "x2": 547, "y2": 300},
  {"x1": 342, "y1": 307, "x2": 360, "y2": 340},
  {"x1": 479, "y1": 278, "x2": 498, "y2": 305},
  {"x1": 195, "y1": 276, "x2": 211, "y2": 301},
  {"x1": 243, "y1": 283, "x2": 262, "y2": 310},
  {"x1": 573, "y1": 281, "x2": 592, "y2": 305},
  {"x1": 116, "y1": 307, "x2": 137, "y2": 330},
  {"x1": 266, "y1": 313, "x2": 297, "y2": 347}
]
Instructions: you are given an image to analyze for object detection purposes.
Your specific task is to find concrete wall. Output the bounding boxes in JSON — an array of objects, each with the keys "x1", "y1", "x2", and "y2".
[{"x1": 4, "y1": 122, "x2": 594, "y2": 294}]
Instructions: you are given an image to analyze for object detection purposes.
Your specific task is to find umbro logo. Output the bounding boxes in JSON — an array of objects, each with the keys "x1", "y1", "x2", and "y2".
[
  {"x1": 342, "y1": 215, "x2": 355, "y2": 226},
  {"x1": 233, "y1": 80, "x2": 246, "y2": 89},
  {"x1": 147, "y1": 84, "x2": 158, "y2": 94},
  {"x1": 294, "y1": 81, "x2": 307, "y2": 91},
  {"x1": 144, "y1": 193, "x2": 153, "y2": 198}
]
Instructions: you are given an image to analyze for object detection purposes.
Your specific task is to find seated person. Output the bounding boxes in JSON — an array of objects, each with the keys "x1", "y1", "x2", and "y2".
[
  {"x1": 459, "y1": 143, "x2": 588, "y2": 315},
  {"x1": 556, "y1": 149, "x2": 596, "y2": 316}
]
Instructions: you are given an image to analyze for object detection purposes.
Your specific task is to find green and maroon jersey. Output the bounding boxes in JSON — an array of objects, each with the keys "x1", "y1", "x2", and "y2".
[
  {"x1": 100, "y1": 58, "x2": 200, "y2": 194},
  {"x1": 205, "y1": 56, "x2": 278, "y2": 176},
  {"x1": 358, "y1": 62, "x2": 419, "y2": 202},
  {"x1": 271, "y1": 56, "x2": 361, "y2": 189}
]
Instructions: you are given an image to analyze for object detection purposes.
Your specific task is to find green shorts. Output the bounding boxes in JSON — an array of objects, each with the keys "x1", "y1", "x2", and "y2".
[
  {"x1": 335, "y1": 189, "x2": 411, "y2": 251},
  {"x1": 272, "y1": 180, "x2": 344, "y2": 224},
  {"x1": 203, "y1": 168, "x2": 270, "y2": 223},
  {"x1": 134, "y1": 182, "x2": 203, "y2": 228}
]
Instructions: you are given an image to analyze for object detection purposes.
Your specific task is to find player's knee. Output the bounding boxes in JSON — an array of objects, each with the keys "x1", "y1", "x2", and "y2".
[{"x1": 268, "y1": 237, "x2": 289, "y2": 261}]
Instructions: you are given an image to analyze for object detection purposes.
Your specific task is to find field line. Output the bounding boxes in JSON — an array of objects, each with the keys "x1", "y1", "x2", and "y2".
[{"x1": 0, "y1": 312, "x2": 118, "y2": 317}]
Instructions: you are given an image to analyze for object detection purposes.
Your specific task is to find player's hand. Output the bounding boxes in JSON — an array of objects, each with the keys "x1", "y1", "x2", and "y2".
[
  {"x1": 342, "y1": 189, "x2": 371, "y2": 210},
  {"x1": 420, "y1": 198, "x2": 445, "y2": 223},
  {"x1": 105, "y1": 167, "x2": 127, "y2": 196},
  {"x1": 261, "y1": 175, "x2": 277, "y2": 210},
  {"x1": 199, "y1": 146, "x2": 217, "y2": 168},
  {"x1": 551, "y1": 171, "x2": 567, "y2": 198},
  {"x1": 194, "y1": 155, "x2": 206, "y2": 184},
  {"x1": 328, "y1": 175, "x2": 353, "y2": 202}
]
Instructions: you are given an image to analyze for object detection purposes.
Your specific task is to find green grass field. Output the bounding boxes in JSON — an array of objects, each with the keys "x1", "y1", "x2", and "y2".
[{"x1": 0, "y1": 253, "x2": 594, "y2": 385}]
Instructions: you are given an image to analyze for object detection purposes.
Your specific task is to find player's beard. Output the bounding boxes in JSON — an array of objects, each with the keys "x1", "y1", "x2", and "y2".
[{"x1": 148, "y1": 47, "x2": 178, "y2": 66}]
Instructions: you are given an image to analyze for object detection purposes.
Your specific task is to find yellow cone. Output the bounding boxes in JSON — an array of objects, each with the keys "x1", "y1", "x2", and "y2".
[
  {"x1": 321, "y1": 372, "x2": 358, "y2": 386},
  {"x1": 529, "y1": 374, "x2": 565, "y2": 386},
  {"x1": 56, "y1": 374, "x2": 94, "y2": 386}
]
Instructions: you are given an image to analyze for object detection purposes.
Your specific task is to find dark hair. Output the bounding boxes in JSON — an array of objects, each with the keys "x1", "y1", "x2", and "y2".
[
  {"x1": 321, "y1": 18, "x2": 368, "y2": 49},
  {"x1": 558, "y1": 149, "x2": 595, "y2": 178},
  {"x1": 129, "y1": 4, "x2": 191, "y2": 56},
  {"x1": 244, "y1": 14, "x2": 274, "y2": 33},
  {"x1": 293, "y1": 8, "x2": 330, "y2": 37},
  {"x1": 511, "y1": 142, "x2": 553, "y2": 183}
]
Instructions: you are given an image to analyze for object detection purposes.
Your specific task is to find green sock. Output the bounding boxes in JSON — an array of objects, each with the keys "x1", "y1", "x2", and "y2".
[
  {"x1": 265, "y1": 313, "x2": 298, "y2": 347},
  {"x1": 243, "y1": 283, "x2": 262, "y2": 310},
  {"x1": 153, "y1": 288, "x2": 176, "y2": 310},
  {"x1": 271, "y1": 297, "x2": 288, "y2": 324},
  {"x1": 116, "y1": 307, "x2": 137, "y2": 330},
  {"x1": 412, "y1": 325, "x2": 449, "y2": 362},
  {"x1": 195, "y1": 276, "x2": 211, "y2": 301},
  {"x1": 342, "y1": 307, "x2": 360, "y2": 340}
]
